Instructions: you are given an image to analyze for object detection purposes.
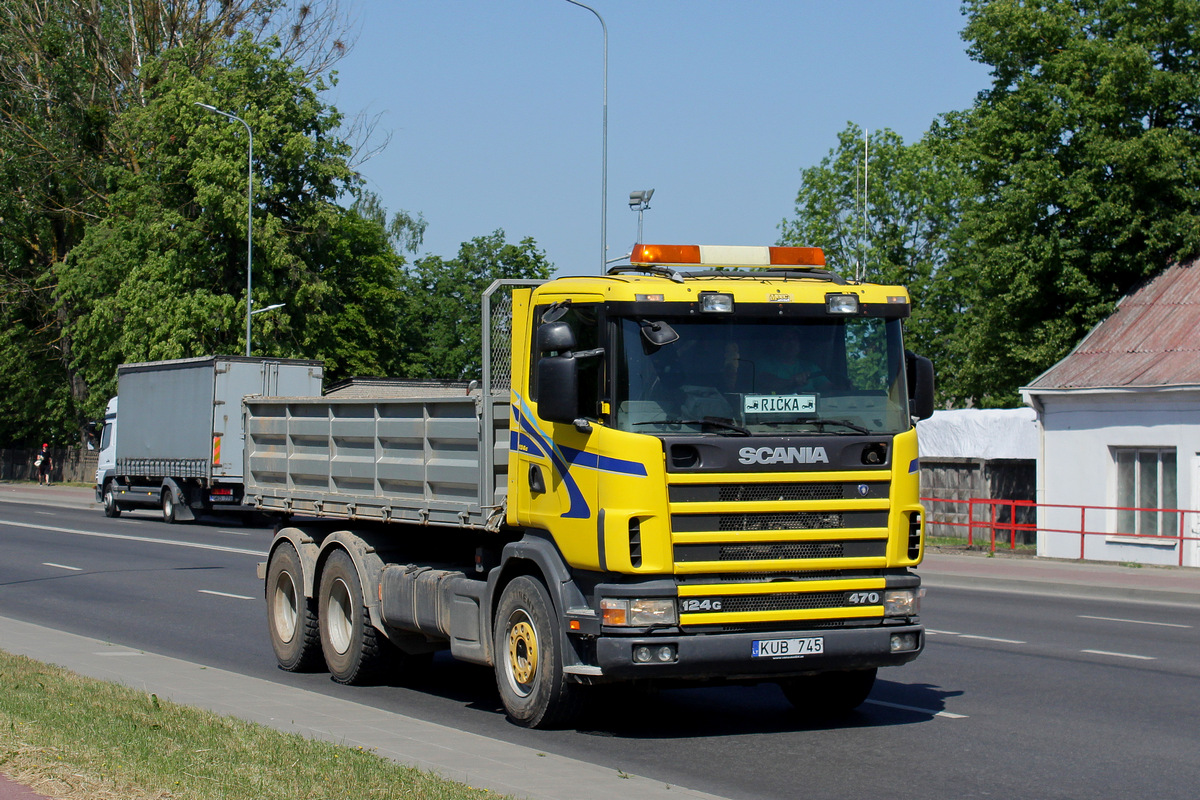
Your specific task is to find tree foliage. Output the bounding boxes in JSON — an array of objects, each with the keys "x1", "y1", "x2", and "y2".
[
  {"x1": 0, "y1": 0, "x2": 353, "y2": 445},
  {"x1": 940, "y1": 0, "x2": 1200, "y2": 405},
  {"x1": 399, "y1": 232, "x2": 553, "y2": 381},
  {"x1": 778, "y1": 124, "x2": 969, "y2": 371}
]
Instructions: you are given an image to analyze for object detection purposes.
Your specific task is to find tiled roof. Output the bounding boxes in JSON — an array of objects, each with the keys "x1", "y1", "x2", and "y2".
[{"x1": 1024, "y1": 258, "x2": 1200, "y2": 390}]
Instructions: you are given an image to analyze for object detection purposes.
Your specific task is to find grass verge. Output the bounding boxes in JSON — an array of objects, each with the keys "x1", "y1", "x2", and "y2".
[{"x1": 0, "y1": 649, "x2": 506, "y2": 800}]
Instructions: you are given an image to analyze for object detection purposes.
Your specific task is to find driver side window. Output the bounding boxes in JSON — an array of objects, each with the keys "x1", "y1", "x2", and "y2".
[{"x1": 530, "y1": 304, "x2": 603, "y2": 418}]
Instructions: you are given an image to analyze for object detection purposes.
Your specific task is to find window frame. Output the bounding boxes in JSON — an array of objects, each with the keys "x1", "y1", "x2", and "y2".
[{"x1": 1111, "y1": 446, "x2": 1178, "y2": 538}]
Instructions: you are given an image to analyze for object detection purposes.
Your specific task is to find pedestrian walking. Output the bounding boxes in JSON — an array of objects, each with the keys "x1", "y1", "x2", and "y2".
[{"x1": 35, "y1": 443, "x2": 53, "y2": 486}]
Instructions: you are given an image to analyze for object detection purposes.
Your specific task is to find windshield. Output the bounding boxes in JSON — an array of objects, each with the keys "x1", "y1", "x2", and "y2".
[{"x1": 613, "y1": 315, "x2": 910, "y2": 435}]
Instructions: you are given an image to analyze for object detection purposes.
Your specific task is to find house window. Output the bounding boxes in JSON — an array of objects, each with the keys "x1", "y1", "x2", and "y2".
[{"x1": 1113, "y1": 448, "x2": 1177, "y2": 536}]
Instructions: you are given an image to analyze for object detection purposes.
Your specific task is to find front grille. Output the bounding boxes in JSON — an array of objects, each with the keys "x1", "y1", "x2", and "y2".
[
  {"x1": 719, "y1": 511, "x2": 843, "y2": 531},
  {"x1": 670, "y1": 481, "x2": 888, "y2": 503},
  {"x1": 675, "y1": 539, "x2": 888, "y2": 563},
  {"x1": 718, "y1": 591, "x2": 845, "y2": 613}
]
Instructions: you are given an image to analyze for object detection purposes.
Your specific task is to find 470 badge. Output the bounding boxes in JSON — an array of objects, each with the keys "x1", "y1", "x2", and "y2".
[{"x1": 751, "y1": 636, "x2": 824, "y2": 658}]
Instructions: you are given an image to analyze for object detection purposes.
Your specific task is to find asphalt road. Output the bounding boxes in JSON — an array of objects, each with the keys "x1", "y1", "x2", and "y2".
[{"x1": 2, "y1": 500, "x2": 1198, "y2": 799}]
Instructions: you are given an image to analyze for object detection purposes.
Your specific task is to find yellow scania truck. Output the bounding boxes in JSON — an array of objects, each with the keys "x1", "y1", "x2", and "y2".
[{"x1": 250, "y1": 243, "x2": 935, "y2": 728}]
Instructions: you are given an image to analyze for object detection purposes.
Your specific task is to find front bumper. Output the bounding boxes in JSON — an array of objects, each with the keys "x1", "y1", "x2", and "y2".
[{"x1": 591, "y1": 623, "x2": 923, "y2": 681}]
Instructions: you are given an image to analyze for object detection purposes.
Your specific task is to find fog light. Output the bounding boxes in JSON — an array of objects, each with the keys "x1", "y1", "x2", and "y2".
[
  {"x1": 656, "y1": 645, "x2": 676, "y2": 663},
  {"x1": 634, "y1": 645, "x2": 653, "y2": 663},
  {"x1": 884, "y1": 589, "x2": 918, "y2": 617},
  {"x1": 890, "y1": 632, "x2": 919, "y2": 652}
]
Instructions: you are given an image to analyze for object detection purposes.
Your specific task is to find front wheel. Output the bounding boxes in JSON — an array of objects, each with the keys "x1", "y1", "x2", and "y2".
[
  {"x1": 266, "y1": 543, "x2": 323, "y2": 672},
  {"x1": 779, "y1": 668, "x2": 878, "y2": 718},
  {"x1": 493, "y1": 576, "x2": 580, "y2": 729},
  {"x1": 161, "y1": 490, "x2": 177, "y2": 524},
  {"x1": 102, "y1": 482, "x2": 122, "y2": 518}
]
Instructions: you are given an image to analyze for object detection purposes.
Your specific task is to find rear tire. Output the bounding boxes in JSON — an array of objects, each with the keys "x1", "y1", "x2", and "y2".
[
  {"x1": 266, "y1": 543, "x2": 323, "y2": 672},
  {"x1": 318, "y1": 549, "x2": 387, "y2": 684},
  {"x1": 102, "y1": 482, "x2": 121, "y2": 518},
  {"x1": 493, "y1": 575, "x2": 581, "y2": 729},
  {"x1": 779, "y1": 668, "x2": 878, "y2": 717}
]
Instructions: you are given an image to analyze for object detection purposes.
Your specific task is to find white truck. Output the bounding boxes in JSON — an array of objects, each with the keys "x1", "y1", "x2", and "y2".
[{"x1": 95, "y1": 356, "x2": 323, "y2": 522}]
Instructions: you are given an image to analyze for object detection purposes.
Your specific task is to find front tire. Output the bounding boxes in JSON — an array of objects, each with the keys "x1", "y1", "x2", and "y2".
[
  {"x1": 161, "y1": 490, "x2": 177, "y2": 524},
  {"x1": 102, "y1": 482, "x2": 122, "y2": 518},
  {"x1": 779, "y1": 668, "x2": 878, "y2": 717},
  {"x1": 318, "y1": 549, "x2": 386, "y2": 684},
  {"x1": 493, "y1": 575, "x2": 580, "y2": 729},
  {"x1": 266, "y1": 543, "x2": 323, "y2": 672}
]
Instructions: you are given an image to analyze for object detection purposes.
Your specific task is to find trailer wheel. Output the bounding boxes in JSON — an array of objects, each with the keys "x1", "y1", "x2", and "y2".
[
  {"x1": 779, "y1": 668, "x2": 877, "y2": 717},
  {"x1": 102, "y1": 482, "x2": 121, "y2": 518},
  {"x1": 161, "y1": 490, "x2": 178, "y2": 524},
  {"x1": 493, "y1": 576, "x2": 580, "y2": 729},
  {"x1": 318, "y1": 549, "x2": 386, "y2": 684},
  {"x1": 266, "y1": 543, "x2": 323, "y2": 672}
]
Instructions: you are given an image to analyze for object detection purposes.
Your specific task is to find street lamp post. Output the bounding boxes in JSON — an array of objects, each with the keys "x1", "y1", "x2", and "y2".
[
  {"x1": 629, "y1": 189, "x2": 653, "y2": 243},
  {"x1": 196, "y1": 103, "x2": 255, "y2": 356},
  {"x1": 564, "y1": 0, "x2": 607, "y2": 275}
]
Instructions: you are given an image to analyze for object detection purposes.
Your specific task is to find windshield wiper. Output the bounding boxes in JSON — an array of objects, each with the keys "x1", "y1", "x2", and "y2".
[
  {"x1": 634, "y1": 416, "x2": 751, "y2": 436},
  {"x1": 760, "y1": 417, "x2": 871, "y2": 434}
]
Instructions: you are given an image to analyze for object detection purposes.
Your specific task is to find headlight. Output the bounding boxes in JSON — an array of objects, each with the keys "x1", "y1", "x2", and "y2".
[
  {"x1": 600, "y1": 597, "x2": 678, "y2": 627},
  {"x1": 884, "y1": 589, "x2": 918, "y2": 617}
]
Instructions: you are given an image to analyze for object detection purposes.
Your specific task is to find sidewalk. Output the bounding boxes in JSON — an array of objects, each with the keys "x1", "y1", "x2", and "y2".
[
  {"x1": 0, "y1": 482, "x2": 96, "y2": 511},
  {"x1": 1, "y1": 487, "x2": 1197, "y2": 800}
]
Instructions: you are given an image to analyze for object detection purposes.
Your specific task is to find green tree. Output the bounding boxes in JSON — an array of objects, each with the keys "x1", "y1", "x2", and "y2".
[
  {"x1": 940, "y1": 0, "x2": 1200, "y2": 405},
  {"x1": 0, "y1": 0, "x2": 349, "y2": 445},
  {"x1": 55, "y1": 34, "x2": 406, "y2": 417},
  {"x1": 778, "y1": 123, "x2": 968, "y2": 374},
  {"x1": 399, "y1": 232, "x2": 553, "y2": 381}
]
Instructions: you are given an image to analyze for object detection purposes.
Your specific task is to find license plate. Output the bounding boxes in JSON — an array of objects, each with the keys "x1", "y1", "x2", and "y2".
[
  {"x1": 209, "y1": 494, "x2": 237, "y2": 504},
  {"x1": 751, "y1": 637, "x2": 824, "y2": 658}
]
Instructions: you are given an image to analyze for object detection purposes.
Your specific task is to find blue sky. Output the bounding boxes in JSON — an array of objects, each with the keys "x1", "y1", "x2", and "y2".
[{"x1": 327, "y1": 1, "x2": 991, "y2": 274}]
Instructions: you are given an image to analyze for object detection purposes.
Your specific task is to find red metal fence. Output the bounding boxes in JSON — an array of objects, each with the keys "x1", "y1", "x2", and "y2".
[{"x1": 921, "y1": 496, "x2": 1198, "y2": 566}]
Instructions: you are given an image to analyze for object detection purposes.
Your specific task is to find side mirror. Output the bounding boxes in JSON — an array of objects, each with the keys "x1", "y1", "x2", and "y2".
[
  {"x1": 537, "y1": 355, "x2": 580, "y2": 424},
  {"x1": 905, "y1": 351, "x2": 935, "y2": 421},
  {"x1": 537, "y1": 321, "x2": 576, "y2": 354}
]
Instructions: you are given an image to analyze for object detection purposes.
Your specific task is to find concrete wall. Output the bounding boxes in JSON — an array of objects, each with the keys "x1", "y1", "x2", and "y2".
[
  {"x1": 1031, "y1": 389, "x2": 1200, "y2": 567},
  {"x1": 1, "y1": 447, "x2": 99, "y2": 484}
]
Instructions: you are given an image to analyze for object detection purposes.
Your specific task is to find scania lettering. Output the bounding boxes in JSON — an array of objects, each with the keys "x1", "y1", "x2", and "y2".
[
  {"x1": 738, "y1": 446, "x2": 830, "y2": 465},
  {"x1": 250, "y1": 243, "x2": 935, "y2": 728}
]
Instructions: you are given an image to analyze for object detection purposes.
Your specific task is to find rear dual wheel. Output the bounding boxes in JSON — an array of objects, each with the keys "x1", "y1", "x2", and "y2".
[
  {"x1": 318, "y1": 549, "x2": 388, "y2": 684},
  {"x1": 266, "y1": 543, "x2": 323, "y2": 672}
]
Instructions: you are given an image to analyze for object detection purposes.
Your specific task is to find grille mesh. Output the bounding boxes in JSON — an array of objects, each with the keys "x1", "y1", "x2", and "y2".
[
  {"x1": 716, "y1": 591, "x2": 846, "y2": 613},
  {"x1": 718, "y1": 483, "x2": 843, "y2": 502},
  {"x1": 719, "y1": 542, "x2": 845, "y2": 561},
  {"x1": 719, "y1": 512, "x2": 843, "y2": 531}
]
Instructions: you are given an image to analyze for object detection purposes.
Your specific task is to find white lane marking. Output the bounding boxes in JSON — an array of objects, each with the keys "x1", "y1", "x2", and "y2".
[
  {"x1": 216, "y1": 529, "x2": 253, "y2": 537},
  {"x1": 925, "y1": 629, "x2": 961, "y2": 636},
  {"x1": 1081, "y1": 649, "x2": 1156, "y2": 661},
  {"x1": 42, "y1": 562, "x2": 82, "y2": 571},
  {"x1": 1079, "y1": 615, "x2": 1191, "y2": 629},
  {"x1": 958, "y1": 634, "x2": 1027, "y2": 645},
  {"x1": 4, "y1": 520, "x2": 266, "y2": 557},
  {"x1": 865, "y1": 699, "x2": 968, "y2": 719},
  {"x1": 198, "y1": 589, "x2": 255, "y2": 601}
]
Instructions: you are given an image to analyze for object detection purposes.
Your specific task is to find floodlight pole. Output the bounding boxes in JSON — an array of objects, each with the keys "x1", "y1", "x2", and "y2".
[
  {"x1": 196, "y1": 103, "x2": 255, "y2": 356},
  {"x1": 564, "y1": 0, "x2": 607, "y2": 274}
]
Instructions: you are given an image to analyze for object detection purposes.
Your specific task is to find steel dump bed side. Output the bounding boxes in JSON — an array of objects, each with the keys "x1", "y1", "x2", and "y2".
[{"x1": 244, "y1": 394, "x2": 510, "y2": 529}]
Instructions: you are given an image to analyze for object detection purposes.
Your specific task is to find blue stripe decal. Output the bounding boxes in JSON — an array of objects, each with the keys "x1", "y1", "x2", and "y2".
[{"x1": 509, "y1": 395, "x2": 649, "y2": 518}]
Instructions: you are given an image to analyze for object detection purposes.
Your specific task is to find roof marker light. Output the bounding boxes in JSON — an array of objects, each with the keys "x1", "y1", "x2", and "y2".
[{"x1": 631, "y1": 244, "x2": 825, "y2": 267}]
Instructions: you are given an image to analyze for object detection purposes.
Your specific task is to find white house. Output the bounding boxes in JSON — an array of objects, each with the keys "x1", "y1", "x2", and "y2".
[{"x1": 1021, "y1": 259, "x2": 1200, "y2": 568}]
